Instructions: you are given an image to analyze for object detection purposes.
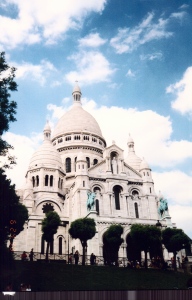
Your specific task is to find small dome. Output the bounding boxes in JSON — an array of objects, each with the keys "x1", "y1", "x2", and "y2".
[
  {"x1": 127, "y1": 135, "x2": 134, "y2": 144},
  {"x1": 72, "y1": 83, "x2": 81, "y2": 94},
  {"x1": 29, "y1": 140, "x2": 63, "y2": 170},
  {"x1": 44, "y1": 121, "x2": 51, "y2": 131},
  {"x1": 140, "y1": 158, "x2": 150, "y2": 170},
  {"x1": 125, "y1": 153, "x2": 142, "y2": 171}
]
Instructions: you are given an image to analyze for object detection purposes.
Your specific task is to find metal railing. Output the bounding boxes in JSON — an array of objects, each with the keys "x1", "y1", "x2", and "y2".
[{"x1": 12, "y1": 251, "x2": 182, "y2": 270}]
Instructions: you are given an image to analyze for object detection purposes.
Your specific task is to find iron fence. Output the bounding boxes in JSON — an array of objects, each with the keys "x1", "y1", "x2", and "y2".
[{"x1": 12, "y1": 251, "x2": 181, "y2": 270}]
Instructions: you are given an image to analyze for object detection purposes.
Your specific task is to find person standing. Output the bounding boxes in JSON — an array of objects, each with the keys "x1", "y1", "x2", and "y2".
[
  {"x1": 29, "y1": 249, "x2": 34, "y2": 261},
  {"x1": 74, "y1": 251, "x2": 79, "y2": 265},
  {"x1": 90, "y1": 253, "x2": 96, "y2": 265},
  {"x1": 21, "y1": 251, "x2": 27, "y2": 261}
]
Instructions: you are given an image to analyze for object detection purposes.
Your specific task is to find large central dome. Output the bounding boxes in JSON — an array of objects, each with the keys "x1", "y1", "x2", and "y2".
[
  {"x1": 52, "y1": 85, "x2": 106, "y2": 150},
  {"x1": 52, "y1": 104, "x2": 103, "y2": 138}
]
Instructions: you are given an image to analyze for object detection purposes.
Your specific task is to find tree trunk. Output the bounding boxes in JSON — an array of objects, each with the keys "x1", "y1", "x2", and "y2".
[
  {"x1": 81, "y1": 241, "x2": 87, "y2": 266},
  {"x1": 144, "y1": 251, "x2": 148, "y2": 269},
  {"x1": 45, "y1": 241, "x2": 50, "y2": 262},
  {"x1": 173, "y1": 252, "x2": 177, "y2": 271}
]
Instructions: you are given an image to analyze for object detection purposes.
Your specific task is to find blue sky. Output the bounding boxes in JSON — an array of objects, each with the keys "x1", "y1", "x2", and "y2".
[{"x1": 1, "y1": 0, "x2": 192, "y2": 238}]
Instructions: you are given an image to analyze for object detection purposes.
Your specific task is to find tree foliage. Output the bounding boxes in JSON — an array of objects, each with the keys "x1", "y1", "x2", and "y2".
[
  {"x1": 130, "y1": 224, "x2": 162, "y2": 268},
  {"x1": 69, "y1": 218, "x2": 96, "y2": 265},
  {"x1": 0, "y1": 169, "x2": 28, "y2": 265},
  {"x1": 0, "y1": 51, "x2": 17, "y2": 168},
  {"x1": 103, "y1": 224, "x2": 124, "y2": 265},
  {"x1": 162, "y1": 227, "x2": 190, "y2": 270},
  {"x1": 42, "y1": 211, "x2": 61, "y2": 261}
]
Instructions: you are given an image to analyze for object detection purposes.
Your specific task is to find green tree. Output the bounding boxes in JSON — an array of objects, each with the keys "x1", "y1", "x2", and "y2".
[
  {"x1": 162, "y1": 227, "x2": 190, "y2": 271},
  {"x1": 68, "y1": 218, "x2": 96, "y2": 265},
  {"x1": 130, "y1": 224, "x2": 162, "y2": 268},
  {"x1": 0, "y1": 169, "x2": 28, "y2": 265},
  {"x1": 103, "y1": 224, "x2": 124, "y2": 266},
  {"x1": 0, "y1": 51, "x2": 17, "y2": 169},
  {"x1": 42, "y1": 211, "x2": 61, "y2": 262}
]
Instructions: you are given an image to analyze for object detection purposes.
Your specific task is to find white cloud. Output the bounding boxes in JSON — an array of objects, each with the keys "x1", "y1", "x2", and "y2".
[
  {"x1": 126, "y1": 69, "x2": 135, "y2": 77},
  {"x1": 179, "y1": 4, "x2": 189, "y2": 9},
  {"x1": 153, "y1": 171, "x2": 192, "y2": 206},
  {"x1": 15, "y1": 59, "x2": 57, "y2": 86},
  {"x1": 79, "y1": 99, "x2": 192, "y2": 168},
  {"x1": 140, "y1": 52, "x2": 163, "y2": 61},
  {"x1": 65, "y1": 51, "x2": 116, "y2": 85},
  {"x1": 4, "y1": 131, "x2": 42, "y2": 188},
  {"x1": 169, "y1": 205, "x2": 192, "y2": 238},
  {"x1": 47, "y1": 103, "x2": 68, "y2": 121},
  {"x1": 0, "y1": 0, "x2": 107, "y2": 48},
  {"x1": 110, "y1": 11, "x2": 183, "y2": 54},
  {"x1": 152, "y1": 170, "x2": 192, "y2": 237},
  {"x1": 166, "y1": 66, "x2": 192, "y2": 115},
  {"x1": 170, "y1": 11, "x2": 187, "y2": 19},
  {"x1": 78, "y1": 32, "x2": 107, "y2": 48}
]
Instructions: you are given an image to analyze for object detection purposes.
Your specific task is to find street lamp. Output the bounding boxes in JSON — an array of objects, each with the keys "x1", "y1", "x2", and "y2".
[
  {"x1": 156, "y1": 220, "x2": 164, "y2": 263},
  {"x1": 156, "y1": 220, "x2": 162, "y2": 229}
]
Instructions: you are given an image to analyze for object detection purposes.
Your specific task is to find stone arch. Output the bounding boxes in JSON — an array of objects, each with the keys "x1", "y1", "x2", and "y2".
[
  {"x1": 57, "y1": 235, "x2": 66, "y2": 255},
  {"x1": 128, "y1": 186, "x2": 142, "y2": 197},
  {"x1": 112, "y1": 185, "x2": 123, "y2": 210},
  {"x1": 91, "y1": 182, "x2": 105, "y2": 193},
  {"x1": 35, "y1": 199, "x2": 62, "y2": 215},
  {"x1": 66, "y1": 157, "x2": 71, "y2": 173}
]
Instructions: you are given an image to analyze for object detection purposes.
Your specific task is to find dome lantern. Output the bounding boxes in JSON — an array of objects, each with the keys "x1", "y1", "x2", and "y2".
[
  {"x1": 72, "y1": 81, "x2": 82, "y2": 106},
  {"x1": 43, "y1": 121, "x2": 51, "y2": 141}
]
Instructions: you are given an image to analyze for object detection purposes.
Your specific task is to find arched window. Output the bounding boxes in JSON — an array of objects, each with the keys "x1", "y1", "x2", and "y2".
[
  {"x1": 50, "y1": 175, "x2": 53, "y2": 187},
  {"x1": 66, "y1": 157, "x2": 71, "y2": 173},
  {"x1": 134, "y1": 202, "x2": 139, "y2": 218},
  {"x1": 36, "y1": 175, "x2": 39, "y2": 187},
  {"x1": 58, "y1": 178, "x2": 60, "y2": 188},
  {"x1": 61, "y1": 179, "x2": 63, "y2": 189},
  {"x1": 45, "y1": 175, "x2": 49, "y2": 186},
  {"x1": 93, "y1": 159, "x2": 98, "y2": 165},
  {"x1": 96, "y1": 199, "x2": 99, "y2": 215},
  {"x1": 93, "y1": 186, "x2": 101, "y2": 193},
  {"x1": 75, "y1": 157, "x2": 77, "y2": 171},
  {"x1": 59, "y1": 237, "x2": 62, "y2": 255},
  {"x1": 32, "y1": 176, "x2": 35, "y2": 187},
  {"x1": 113, "y1": 185, "x2": 122, "y2": 210},
  {"x1": 86, "y1": 157, "x2": 90, "y2": 168}
]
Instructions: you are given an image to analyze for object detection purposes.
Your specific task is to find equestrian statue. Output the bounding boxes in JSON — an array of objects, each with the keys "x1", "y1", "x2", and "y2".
[{"x1": 87, "y1": 191, "x2": 96, "y2": 210}]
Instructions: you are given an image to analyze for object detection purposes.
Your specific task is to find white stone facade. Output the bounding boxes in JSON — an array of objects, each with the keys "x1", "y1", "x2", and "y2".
[{"x1": 14, "y1": 84, "x2": 175, "y2": 261}]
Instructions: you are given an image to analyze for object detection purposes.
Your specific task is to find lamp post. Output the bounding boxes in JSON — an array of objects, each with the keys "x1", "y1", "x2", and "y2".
[{"x1": 156, "y1": 220, "x2": 164, "y2": 262}]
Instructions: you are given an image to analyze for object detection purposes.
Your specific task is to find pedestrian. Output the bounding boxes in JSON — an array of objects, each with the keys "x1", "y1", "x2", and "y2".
[
  {"x1": 90, "y1": 253, "x2": 96, "y2": 265},
  {"x1": 26, "y1": 284, "x2": 31, "y2": 291},
  {"x1": 29, "y1": 248, "x2": 34, "y2": 261},
  {"x1": 5, "y1": 283, "x2": 13, "y2": 291},
  {"x1": 68, "y1": 253, "x2": 73, "y2": 264},
  {"x1": 74, "y1": 251, "x2": 79, "y2": 265},
  {"x1": 21, "y1": 251, "x2": 27, "y2": 261},
  {"x1": 20, "y1": 283, "x2": 27, "y2": 291}
]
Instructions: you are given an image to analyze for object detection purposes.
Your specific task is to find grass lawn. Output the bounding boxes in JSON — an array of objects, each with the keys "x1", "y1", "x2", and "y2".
[{"x1": 1, "y1": 261, "x2": 192, "y2": 291}]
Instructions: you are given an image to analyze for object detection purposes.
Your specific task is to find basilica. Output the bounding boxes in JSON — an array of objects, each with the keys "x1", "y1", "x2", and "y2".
[{"x1": 15, "y1": 84, "x2": 174, "y2": 260}]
